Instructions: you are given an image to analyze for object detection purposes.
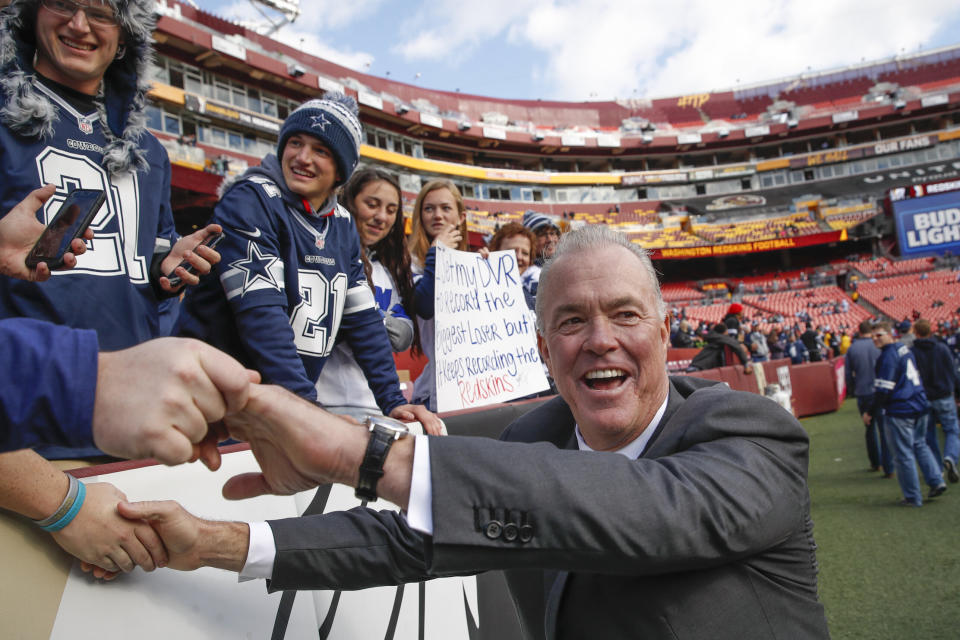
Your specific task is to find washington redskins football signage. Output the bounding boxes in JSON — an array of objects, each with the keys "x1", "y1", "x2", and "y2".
[{"x1": 650, "y1": 229, "x2": 848, "y2": 260}]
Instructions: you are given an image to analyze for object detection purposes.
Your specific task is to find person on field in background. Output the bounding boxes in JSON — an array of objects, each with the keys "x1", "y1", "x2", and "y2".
[
  {"x1": 911, "y1": 318, "x2": 960, "y2": 483},
  {"x1": 845, "y1": 320, "x2": 892, "y2": 477},
  {"x1": 865, "y1": 322, "x2": 945, "y2": 506}
]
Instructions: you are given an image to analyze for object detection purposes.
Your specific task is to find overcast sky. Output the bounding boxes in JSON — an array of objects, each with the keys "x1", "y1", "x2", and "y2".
[{"x1": 201, "y1": 0, "x2": 960, "y2": 101}]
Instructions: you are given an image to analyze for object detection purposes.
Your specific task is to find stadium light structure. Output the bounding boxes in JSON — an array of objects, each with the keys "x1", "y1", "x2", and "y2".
[
  {"x1": 243, "y1": 0, "x2": 300, "y2": 37},
  {"x1": 287, "y1": 63, "x2": 305, "y2": 77}
]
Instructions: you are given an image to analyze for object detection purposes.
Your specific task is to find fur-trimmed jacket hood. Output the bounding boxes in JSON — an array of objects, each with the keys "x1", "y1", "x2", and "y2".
[{"x1": 0, "y1": 0, "x2": 156, "y2": 175}]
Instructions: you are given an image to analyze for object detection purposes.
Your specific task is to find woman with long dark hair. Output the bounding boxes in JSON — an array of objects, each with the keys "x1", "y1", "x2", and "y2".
[{"x1": 314, "y1": 168, "x2": 419, "y2": 418}]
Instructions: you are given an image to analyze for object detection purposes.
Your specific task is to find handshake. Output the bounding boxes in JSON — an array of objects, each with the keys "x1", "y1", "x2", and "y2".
[
  {"x1": 95, "y1": 338, "x2": 442, "y2": 470},
  {"x1": 76, "y1": 337, "x2": 438, "y2": 579}
]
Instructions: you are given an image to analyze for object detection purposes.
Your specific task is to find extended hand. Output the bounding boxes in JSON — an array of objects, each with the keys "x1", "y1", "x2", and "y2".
[
  {"x1": 117, "y1": 500, "x2": 249, "y2": 573},
  {"x1": 0, "y1": 184, "x2": 92, "y2": 281},
  {"x1": 93, "y1": 338, "x2": 260, "y2": 467},
  {"x1": 159, "y1": 223, "x2": 222, "y2": 291},
  {"x1": 389, "y1": 404, "x2": 447, "y2": 436},
  {"x1": 222, "y1": 385, "x2": 368, "y2": 500},
  {"x1": 57, "y1": 482, "x2": 166, "y2": 580}
]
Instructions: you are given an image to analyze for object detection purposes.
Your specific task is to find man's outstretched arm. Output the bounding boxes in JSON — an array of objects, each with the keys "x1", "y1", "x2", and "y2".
[
  {"x1": 221, "y1": 384, "x2": 416, "y2": 507},
  {"x1": 115, "y1": 384, "x2": 419, "y2": 576}
]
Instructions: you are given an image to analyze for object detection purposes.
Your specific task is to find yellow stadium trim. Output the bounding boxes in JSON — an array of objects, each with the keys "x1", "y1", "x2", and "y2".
[
  {"x1": 147, "y1": 82, "x2": 185, "y2": 106},
  {"x1": 361, "y1": 145, "x2": 487, "y2": 179},
  {"x1": 756, "y1": 159, "x2": 790, "y2": 171},
  {"x1": 360, "y1": 145, "x2": 620, "y2": 185},
  {"x1": 172, "y1": 159, "x2": 205, "y2": 171},
  {"x1": 939, "y1": 129, "x2": 960, "y2": 142}
]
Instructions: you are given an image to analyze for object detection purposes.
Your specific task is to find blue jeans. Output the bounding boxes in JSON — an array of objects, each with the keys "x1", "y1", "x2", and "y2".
[
  {"x1": 923, "y1": 396, "x2": 960, "y2": 466},
  {"x1": 857, "y1": 395, "x2": 893, "y2": 473},
  {"x1": 885, "y1": 414, "x2": 944, "y2": 505}
]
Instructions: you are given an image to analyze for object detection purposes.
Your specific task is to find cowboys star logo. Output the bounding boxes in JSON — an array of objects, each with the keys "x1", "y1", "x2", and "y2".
[{"x1": 310, "y1": 113, "x2": 331, "y2": 132}]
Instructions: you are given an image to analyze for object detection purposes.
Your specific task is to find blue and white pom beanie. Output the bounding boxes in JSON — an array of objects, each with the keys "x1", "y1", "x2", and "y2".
[
  {"x1": 277, "y1": 92, "x2": 363, "y2": 186},
  {"x1": 522, "y1": 210, "x2": 558, "y2": 233}
]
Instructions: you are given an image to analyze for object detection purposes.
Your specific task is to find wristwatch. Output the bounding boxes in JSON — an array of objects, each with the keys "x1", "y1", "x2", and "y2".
[{"x1": 355, "y1": 415, "x2": 411, "y2": 502}]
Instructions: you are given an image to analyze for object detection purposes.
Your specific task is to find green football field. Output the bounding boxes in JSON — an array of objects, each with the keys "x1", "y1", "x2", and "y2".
[{"x1": 807, "y1": 398, "x2": 960, "y2": 637}]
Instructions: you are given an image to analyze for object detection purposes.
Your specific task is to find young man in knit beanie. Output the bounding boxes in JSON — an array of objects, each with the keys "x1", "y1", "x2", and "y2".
[{"x1": 178, "y1": 94, "x2": 442, "y2": 434}]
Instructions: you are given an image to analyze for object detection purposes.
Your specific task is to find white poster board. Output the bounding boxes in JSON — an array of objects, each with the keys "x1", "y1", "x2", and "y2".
[
  {"x1": 433, "y1": 246, "x2": 549, "y2": 412},
  {"x1": 49, "y1": 446, "x2": 479, "y2": 639}
]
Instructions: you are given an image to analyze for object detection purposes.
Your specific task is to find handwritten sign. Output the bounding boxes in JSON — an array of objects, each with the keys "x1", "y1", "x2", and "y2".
[{"x1": 434, "y1": 246, "x2": 548, "y2": 412}]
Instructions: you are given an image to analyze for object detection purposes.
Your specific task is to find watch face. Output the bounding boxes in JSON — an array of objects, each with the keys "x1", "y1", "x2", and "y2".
[{"x1": 365, "y1": 415, "x2": 410, "y2": 436}]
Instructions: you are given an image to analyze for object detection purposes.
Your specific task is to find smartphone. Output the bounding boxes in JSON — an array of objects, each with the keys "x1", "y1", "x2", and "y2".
[
  {"x1": 165, "y1": 230, "x2": 225, "y2": 287},
  {"x1": 25, "y1": 188, "x2": 106, "y2": 270}
]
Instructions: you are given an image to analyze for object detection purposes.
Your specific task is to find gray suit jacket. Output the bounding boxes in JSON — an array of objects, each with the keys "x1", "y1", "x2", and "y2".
[{"x1": 268, "y1": 376, "x2": 830, "y2": 639}]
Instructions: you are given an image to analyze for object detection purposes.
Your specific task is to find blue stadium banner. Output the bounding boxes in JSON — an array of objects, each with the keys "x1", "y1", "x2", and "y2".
[{"x1": 893, "y1": 189, "x2": 960, "y2": 257}]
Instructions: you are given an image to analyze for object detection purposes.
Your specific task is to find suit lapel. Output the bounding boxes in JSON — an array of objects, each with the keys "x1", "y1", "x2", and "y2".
[
  {"x1": 544, "y1": 568, "x2": 569, "y2": 640},
  {"x1": 541, "y1": 415, "x2": 577, "y2": 639},
  {"x1": 639, "y1": 380, "x2": 685, "y2": 457},
  {"x1": 542, "y1": 381, "x2": 684, "y2": 638}
]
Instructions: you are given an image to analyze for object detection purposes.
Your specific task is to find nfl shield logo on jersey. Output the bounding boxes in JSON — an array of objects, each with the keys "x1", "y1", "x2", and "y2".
[
  {"x1": 315, "y1": 236, "x2": 325, "y2": 250},
  {"x1": 78, "y1": 116, "x2": 95, "y2": 135}
]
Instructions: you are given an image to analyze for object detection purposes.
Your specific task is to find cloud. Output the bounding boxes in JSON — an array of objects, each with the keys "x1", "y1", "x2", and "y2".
[
  {"x1": 642, "y1": 0, "x2": 959, "y2": 97},
  {"x1": 275, "y1": 30, "x2": 376, "y2": 72},
  {"x1": 205, "y1": 0, "x2": 960, "y2": 100},
  {"x1": 388, "y1": 0, "x2": 960, "y2": 100},
  {"x1": 391, "y1": 0, "x2": 540, "y2": 63}
]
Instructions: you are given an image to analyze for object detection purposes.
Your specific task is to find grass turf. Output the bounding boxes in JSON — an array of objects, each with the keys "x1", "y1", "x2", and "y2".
[{"x1": 806, "y1": 398, "x2": 960, "y2": 638}]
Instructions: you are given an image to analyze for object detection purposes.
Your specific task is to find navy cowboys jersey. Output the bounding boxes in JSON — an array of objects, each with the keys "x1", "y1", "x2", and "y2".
[
  {"x1": 314, "y1": 259, "x2": 412, "y2": 413},
  {"x1": 0, "y1": 81, "x2": 176, "y2": 351},
  {"x1": 178, "y1": 171, "x2": 405, "y2": 410},
  {"x1": 874, "y1": 342, "x2": 929, "y2": 417}
]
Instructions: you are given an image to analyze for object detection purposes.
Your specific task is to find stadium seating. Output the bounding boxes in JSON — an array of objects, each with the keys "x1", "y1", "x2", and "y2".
[
  {"x1": 661, "y1": 283, "x2": 705, "y2": 303},
  {"x1": 857, "y1": 269, "x2": 960, "y2": 326},
  {"x1": 692, "y1": 212, "x2": 820, "y2": 244},
  {"x1": 846, "y1": 256, "x2": 935, "y2": 278},
  {"x1": 743, "y1": 286, "x2": 871, "y2": 333}
]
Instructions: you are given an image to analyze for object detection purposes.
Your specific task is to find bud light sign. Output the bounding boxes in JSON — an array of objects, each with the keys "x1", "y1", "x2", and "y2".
[{"x1": 893, "y1": 189, "x2": 960, "y2": 257}]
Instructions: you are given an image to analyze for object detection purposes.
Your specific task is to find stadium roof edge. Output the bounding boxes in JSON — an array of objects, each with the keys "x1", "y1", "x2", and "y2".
[{"x1": 727, "y1": 43, "x2": 960, "y2": 98}]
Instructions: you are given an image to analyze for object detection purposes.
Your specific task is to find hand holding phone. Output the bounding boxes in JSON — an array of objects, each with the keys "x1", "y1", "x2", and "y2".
[
  {"x1": 24, "y1": 188, "x2": 104, "y2": 270},
  {"x1": 164, "y1": 229, "x2": 225, "y2": 288}
]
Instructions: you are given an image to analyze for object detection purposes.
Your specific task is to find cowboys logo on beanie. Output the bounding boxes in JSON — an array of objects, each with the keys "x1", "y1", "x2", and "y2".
[{"x1": 277, "y1": 92, "x2": 363, "y2": 186}]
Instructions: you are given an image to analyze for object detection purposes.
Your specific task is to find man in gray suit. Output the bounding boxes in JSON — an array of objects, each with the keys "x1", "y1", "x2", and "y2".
[{"x1": 123, "y1": 226, "x2": 830, "y2": 639}]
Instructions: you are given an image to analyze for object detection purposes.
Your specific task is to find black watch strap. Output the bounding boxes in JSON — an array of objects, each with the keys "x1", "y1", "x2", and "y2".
[{"x1": 355, "y1": 417, "x2": 409, "y2": 502}]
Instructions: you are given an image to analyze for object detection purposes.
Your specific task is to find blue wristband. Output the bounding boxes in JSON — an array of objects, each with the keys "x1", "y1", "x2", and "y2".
[{"x1": 41, "y1": 480, "x2": 86, "y2": 532}]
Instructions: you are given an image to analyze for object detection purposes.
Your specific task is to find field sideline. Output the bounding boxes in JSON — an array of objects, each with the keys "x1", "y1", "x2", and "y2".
[{"x1": 807, "y1": 398, "x2": 960, "y2": 637}]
